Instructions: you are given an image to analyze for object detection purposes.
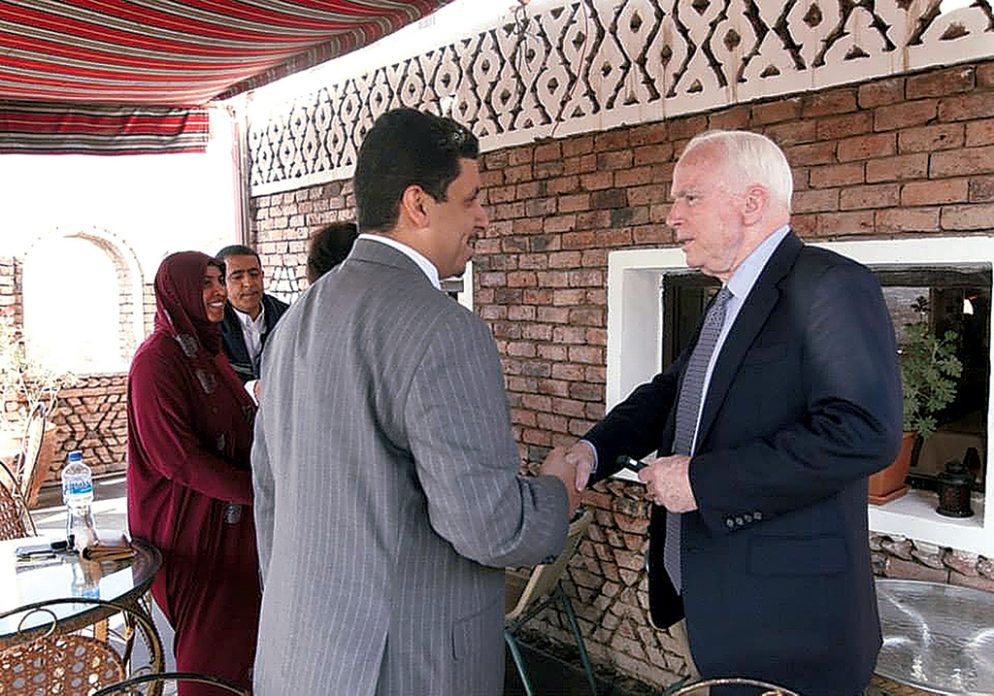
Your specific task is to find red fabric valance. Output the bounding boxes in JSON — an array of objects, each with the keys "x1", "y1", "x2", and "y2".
[
  {"x1": 0, "y1": 0, "x2": 442, "y2": 154},
  {"x1": 0, "y1": 102, "x2": 210, "y2": 154}
]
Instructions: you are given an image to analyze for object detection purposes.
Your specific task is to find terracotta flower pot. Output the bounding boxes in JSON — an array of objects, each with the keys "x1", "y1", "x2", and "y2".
[{"x1": 868, "y1": 432, "x2": 916, "y2": 505}]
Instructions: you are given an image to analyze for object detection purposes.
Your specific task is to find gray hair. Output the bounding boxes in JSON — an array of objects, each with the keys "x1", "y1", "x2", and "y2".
[{"x1": 683, "y1": 130, "x2": 793, "y2": 212}]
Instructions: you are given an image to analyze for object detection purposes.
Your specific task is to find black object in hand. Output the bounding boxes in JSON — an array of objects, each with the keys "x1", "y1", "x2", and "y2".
[{"x1": 616, "y1": 455, "x2": 648, "y2": 473}]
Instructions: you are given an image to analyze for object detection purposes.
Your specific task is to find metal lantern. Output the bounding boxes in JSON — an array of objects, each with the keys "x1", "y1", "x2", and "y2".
[{"x1": 936, "y1": 457, "x2": 975, "y2": 518}]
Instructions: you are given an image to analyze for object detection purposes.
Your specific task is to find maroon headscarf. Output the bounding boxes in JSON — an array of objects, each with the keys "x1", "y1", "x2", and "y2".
[
  {"x1": 154, "y1": 251, "x2": 223, "y2": 355},
  {"x1": 152, "y1": 251, "x2": 254, "y2": 411}
]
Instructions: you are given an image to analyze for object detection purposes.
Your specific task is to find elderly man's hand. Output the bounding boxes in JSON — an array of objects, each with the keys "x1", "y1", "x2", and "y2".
[
  {"x1": 637, "y1": 454, "x2": 697, "y2": 512},
  {"x1": 561, "y1": 441, "x2": 596, "y2": 491},
  {"x1": 540, "y1": 446, "x2": 583, "y2": 515}
]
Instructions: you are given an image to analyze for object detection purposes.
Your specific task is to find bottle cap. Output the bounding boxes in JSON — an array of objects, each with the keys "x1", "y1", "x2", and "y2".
[{"x1": 67, "y1": 450, "x2": 82, "y2": 462}]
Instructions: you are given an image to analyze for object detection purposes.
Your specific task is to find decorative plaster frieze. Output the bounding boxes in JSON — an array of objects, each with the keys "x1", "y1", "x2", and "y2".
[{"x1": 248, "y1": 0, "x2": 994, "y2": 195}]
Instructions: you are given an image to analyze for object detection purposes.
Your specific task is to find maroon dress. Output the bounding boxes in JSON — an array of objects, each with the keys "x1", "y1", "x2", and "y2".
[{"x1": 126, "y1": 252, "x2": 260, "y2": 695}]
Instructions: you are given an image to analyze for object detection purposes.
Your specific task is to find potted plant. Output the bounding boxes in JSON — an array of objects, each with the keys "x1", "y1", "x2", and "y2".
[
  {"x1": 0, "y1": 319, "x2": 76, "y2": 506},
  {"x1": 869, "y1": 296, "x2": 963, "y2": 504}
]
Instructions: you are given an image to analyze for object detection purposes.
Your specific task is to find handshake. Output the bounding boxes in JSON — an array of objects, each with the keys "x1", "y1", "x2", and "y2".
[
  {"x1": 539, "y1": 442, "x2": 595, "y2": 517},
  {"x1": 540, "y1": 442, "x2": 699, "y2": 515}
]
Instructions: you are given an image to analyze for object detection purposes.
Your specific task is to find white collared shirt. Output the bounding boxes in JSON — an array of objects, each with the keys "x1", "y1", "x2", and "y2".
[
  {"x1": 233, "y1": 304, "x2": 267, "y2": 372},
  {"x1": 689, "y1": 224, "x2": 791, "y2": 452},
  {"x1": 358, "y1": 233, "x2": 441, "y2": 290},
  {"x1": 583, "y1": 225, "x2": 792, "y2": 472}
]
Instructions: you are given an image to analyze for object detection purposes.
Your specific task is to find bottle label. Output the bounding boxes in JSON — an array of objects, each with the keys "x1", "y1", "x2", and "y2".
[{"x1": 64, "y1": 480, "x2": 93, "y2": 496}]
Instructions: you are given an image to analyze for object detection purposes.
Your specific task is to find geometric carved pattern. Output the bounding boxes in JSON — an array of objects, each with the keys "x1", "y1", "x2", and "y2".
[
  {"x1": 249, "y1": 0, "x2": 994, "y2": 195},
  {"x1": 268, "y1": 265, "x2": 304, "y2": 305}
]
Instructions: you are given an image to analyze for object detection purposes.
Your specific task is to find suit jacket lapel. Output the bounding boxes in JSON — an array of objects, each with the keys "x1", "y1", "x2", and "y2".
[{"x1": 694, "y1": 232, "x2": 803, "y2": 449}]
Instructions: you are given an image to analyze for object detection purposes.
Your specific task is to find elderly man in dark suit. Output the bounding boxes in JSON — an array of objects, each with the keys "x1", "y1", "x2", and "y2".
[{"x1": 546, "y1": 130, "x2": 902, "y2": 695}]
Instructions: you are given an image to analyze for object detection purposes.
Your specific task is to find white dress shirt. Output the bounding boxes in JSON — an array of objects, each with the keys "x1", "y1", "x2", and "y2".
[
  {"x1": 232, "y1": 304, "x2": 268, "y2": 373},
  {"x1": 233, "y1": 304, "x2": 268, "y2": 404}
]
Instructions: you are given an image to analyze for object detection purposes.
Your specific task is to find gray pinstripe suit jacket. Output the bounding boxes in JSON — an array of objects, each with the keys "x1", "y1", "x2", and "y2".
[{"x1": 252, "y1": 239, "x2": 569, "y2": 695}]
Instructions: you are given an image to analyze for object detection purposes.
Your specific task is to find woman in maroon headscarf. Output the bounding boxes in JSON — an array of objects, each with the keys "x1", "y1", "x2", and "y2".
[{"x1": 127, "y1": 251, "x2": 260, "y2": 694}]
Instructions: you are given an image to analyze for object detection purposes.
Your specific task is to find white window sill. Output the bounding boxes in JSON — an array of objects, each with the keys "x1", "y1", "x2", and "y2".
[
  {"x1": 606, "y1": 237, "x2": 994, "y2": 558},
  {"x1": 870, "y1": 488, "x2": 987, "y2": 553}
]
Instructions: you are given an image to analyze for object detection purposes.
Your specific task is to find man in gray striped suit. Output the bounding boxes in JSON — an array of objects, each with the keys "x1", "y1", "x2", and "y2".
[{"x1": 252, "y1": 108, "x2": 577, "y2": 695}]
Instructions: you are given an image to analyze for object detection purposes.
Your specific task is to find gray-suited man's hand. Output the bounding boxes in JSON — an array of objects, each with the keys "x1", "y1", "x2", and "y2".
[{"x1": 540, "y1": 447, "x2": 582, "y2": 515}]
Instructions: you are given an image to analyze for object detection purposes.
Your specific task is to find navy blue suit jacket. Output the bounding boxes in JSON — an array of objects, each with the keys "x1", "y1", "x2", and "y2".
[
  {"x1": 219, "y1": 293, "x2": 289, "y2": 383},
  {"x1": 585, "y1": 233, "x2": 902, "y2": 695}
]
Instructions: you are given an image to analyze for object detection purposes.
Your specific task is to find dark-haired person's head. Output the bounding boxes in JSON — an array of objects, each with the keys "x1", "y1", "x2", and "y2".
[
  {"x1": 215, "y1": 244, "x2": 265, "y2": 319},
  {"x1": 354, "y1": 108, "x2": 488, "y2": 279},
  {"x1": 307, "y1": 222, "x2": 359, "y2": 284}
]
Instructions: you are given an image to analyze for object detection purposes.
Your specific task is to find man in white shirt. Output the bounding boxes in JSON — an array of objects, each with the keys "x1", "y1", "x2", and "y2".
[{"x1": 215, "y1": 245, "x2": 289, "y2": 396}]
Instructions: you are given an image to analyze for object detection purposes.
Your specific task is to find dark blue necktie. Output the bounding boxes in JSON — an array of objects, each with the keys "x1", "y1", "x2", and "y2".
[{"x1": 663, "y1": 286, "x2": 732, "y2": 591}]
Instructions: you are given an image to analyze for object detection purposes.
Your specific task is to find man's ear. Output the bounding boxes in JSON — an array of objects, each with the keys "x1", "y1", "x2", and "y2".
[
  {"x1": 400, "y1": 185, "x2": 430, "y2": 227},
  {"x1": 741, "y1": 184, "x2": 768, "y2": 225}
]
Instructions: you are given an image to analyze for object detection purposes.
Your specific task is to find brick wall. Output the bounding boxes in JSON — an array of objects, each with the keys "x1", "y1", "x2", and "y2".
[
  {"x1": 872, "y1": 532, "x2": 994, "y2": 592},
  {"x1": 142, "y1": 283, "x2": 155, "y2": 336},
  {"x1": 249, "y1": 60, "x2": 994, "y2": 689},
  {"x1": 0, "y1": 257, "x2": 15, "y2": 324},
  {"x1": 252, "y1": 181, "x2": 354, "y2": 289},
  {"x1": 0, "y1": 257, "x2": 18, "y2": 422},
  {"x1": 0, "y1": 247, "x2": 137, "y2": 485},
  {"x1": 51, "y1": 374, "x2": 129, "y2": 478}
]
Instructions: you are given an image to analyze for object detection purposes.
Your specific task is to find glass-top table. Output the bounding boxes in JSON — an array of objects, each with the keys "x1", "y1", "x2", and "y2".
[
  {"x1": 876, "y1": 578, "x2": 994, "y2": 695},
  {"x1": 0, "y1": 534, "x2": 160, "y2": 647}
]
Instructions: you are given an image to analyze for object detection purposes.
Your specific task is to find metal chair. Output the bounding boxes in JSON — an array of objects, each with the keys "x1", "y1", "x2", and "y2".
[
  {"x1": 667, "y1": 677, "x2": 800, "y2": 695},
  {"x1": 92, "y1": 671, "x2": 250, "y2": 696},
  {"x1": 0, "y1": 597, "x2": 163, "y2": 696},
  {"x1": 505, "y1": 508, "x2": 596, "y2": 696},
  {"x1": 15, "y1": 400, "x2": 49, "y2": 509},
  {"x1": 0, "y1": 454, "x2": 34, "y2": 539}
]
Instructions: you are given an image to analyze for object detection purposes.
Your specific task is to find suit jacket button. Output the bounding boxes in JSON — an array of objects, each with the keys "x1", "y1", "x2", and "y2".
[
  {"x1": 725, "y1": 518, "x2": 735, "y2": 528},
  {"x1": 743, "y1": 513, "x2": 753, "y2": 523},
  {"x1": 735, "y1": 517, "x2": 744, "y2": 526},
  {"x1": 754, "y1": 511, "x2": 763, "y2": 521}
]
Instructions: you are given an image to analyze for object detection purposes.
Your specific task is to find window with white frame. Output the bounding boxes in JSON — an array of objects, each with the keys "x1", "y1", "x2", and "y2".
[{"x1": 606, "y1": 237, "x2": 994, "y2": 556}]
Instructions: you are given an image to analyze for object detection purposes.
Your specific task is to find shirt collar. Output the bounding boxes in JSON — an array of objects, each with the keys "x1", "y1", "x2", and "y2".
[
  {"x1": 725, "y1": 225, "x2": 791, "y2": 300},
  {"x1": 358, "y1": 233, "x2": 441, "y2": 290},
  {"x1": 233, "y1": 303, "x2": 266, "y2": 331}
]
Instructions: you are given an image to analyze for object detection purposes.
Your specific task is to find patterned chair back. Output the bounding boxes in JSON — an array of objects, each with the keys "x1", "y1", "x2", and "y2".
[{"x1": 0, "y1": 597, "x2": 163, "y2": 696}]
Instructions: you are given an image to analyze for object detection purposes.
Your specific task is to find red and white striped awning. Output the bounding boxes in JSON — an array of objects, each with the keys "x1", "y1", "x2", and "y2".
[{"x1": 0, "y1": 0, "x2": 443, "y2": 154}]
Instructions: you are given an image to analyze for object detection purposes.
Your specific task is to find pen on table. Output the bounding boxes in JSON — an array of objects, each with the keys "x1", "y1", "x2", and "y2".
[{"x1": 16, "y1": 553, "x2": 59, "y2": 565}]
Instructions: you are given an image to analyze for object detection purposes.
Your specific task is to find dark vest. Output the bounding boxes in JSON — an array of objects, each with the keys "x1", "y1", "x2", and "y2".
[{"x1": 219, "y1": 293, "x2": 289, "y2": 383}]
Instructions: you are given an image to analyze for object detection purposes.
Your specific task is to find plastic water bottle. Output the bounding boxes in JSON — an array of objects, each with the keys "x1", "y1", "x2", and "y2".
[
  {"x1": 71, "y1": 557, "x2": 101, "y2": 598},
  {"x1": 62, "y1": 450, "x2": 96, "y2": 551}
]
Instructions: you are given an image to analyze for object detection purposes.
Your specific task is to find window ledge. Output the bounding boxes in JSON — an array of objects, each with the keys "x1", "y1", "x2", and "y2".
[
  {"x1": 606, "y1": 237, "x2": 994, "y2": 559},
  {"x1": 869, "y1": 489, "x2": 988, "y2": 554}
]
